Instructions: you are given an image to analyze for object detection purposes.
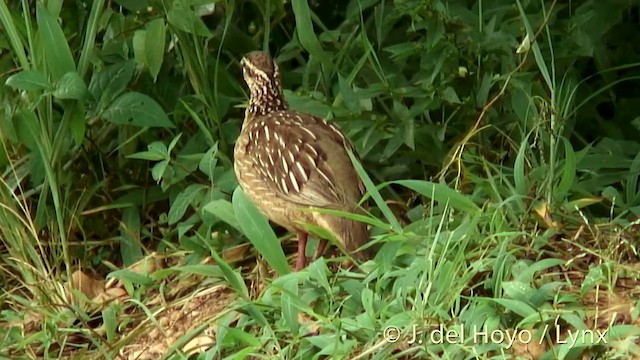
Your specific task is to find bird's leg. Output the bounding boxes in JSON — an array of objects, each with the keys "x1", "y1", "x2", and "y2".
[
  {"x1": 295, "y1": 232, "x2": 308, "y2": 271},
  {"x1": 313, "y1": 239, "x2": 328, "y2": 260}
]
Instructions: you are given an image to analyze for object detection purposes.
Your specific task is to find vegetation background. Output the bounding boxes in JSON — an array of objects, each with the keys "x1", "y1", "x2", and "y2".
[{"x1": 1, "y1": 0, "x2": 640, "y2": 358}]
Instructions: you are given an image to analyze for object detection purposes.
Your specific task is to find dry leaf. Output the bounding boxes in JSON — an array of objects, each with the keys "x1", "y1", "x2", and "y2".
[
  {"x1": 182, "y1": 335, "x2": 214, "y2": 355},
  {"x1": 533, "y1": 202, "x2": 561, "y2": 229},
  {"x1": 70, "y1": 270, "x2": 105, "y2": 299}
]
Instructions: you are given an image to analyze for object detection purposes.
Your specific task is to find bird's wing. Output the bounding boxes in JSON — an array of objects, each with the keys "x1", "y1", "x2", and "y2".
[{"x1": 243, "y1": 111, "x2": 363, "y2": 209}]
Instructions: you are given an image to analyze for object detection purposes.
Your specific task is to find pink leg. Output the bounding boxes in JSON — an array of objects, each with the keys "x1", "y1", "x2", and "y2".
[
  {"x1": 295, "y1": 233, "x2": 308, "y2": 271},
  {"x1": 313, "y1": 239, "x2": 328, "y2": 260}
]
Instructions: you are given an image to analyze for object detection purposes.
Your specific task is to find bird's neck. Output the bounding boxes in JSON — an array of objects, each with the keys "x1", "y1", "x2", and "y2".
[{"x1": 247, "y1": 83, "x2": 288, "y2": 118}]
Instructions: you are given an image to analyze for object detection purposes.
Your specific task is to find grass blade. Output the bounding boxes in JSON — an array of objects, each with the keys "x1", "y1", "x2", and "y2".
[
  {"x1": 232, "y1": 187, "x2": 290, "y2": 276},
  {"x1": 291, "y1": 0, "x2": 329, "y2": 63},
  {"x1": 36, "y1": 3, "x2": 75, "y2": 80}
]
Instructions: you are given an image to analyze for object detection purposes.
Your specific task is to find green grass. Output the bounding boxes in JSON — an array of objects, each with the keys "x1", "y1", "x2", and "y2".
[{"x1": 1, "y1": 0, "x2": 640, "y2": 359}]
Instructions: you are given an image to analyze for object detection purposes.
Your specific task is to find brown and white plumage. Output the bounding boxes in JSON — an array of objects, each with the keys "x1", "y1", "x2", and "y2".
[{"x1": 234, "y1": 51, "x2": 372, "y2": 270}]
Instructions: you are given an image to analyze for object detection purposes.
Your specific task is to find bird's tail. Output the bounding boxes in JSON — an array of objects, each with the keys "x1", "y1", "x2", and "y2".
[{"x1": 339, "y1": 215, "x2": 373, "y2": 261}]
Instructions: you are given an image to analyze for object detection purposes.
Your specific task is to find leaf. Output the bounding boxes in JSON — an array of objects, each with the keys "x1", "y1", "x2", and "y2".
[
  {"x1": 120, "y1": 207, "x2": 142, "y2": 266},
  {"x1": 307, "y1": 260, "x2": 331, "y2": 294},
  {"x1": 168, "y1": 184, "x2": 207, "y2": 225},
  {"x1": 5, "y1": 70, "x2": 51, "y2": 91},
  {"x1": 132, "y1": 30, "x2": 147, "y2": 69},
  {"x1": 53, "y1": 71, "x2": 88, "y2": 100},
  {"x1": 36, "y1": 3, "x2": 75, "y2": 81},
  {"x1": 198, "y1": 144, "x2": 219, "y2": 179},
  {"x1": 580, "y1": 265, "x2": 606, "y2": 296},
  {"x1": 145, "y1": 19, "x2": 166, "y2": 81},
  {"x1": 291, "y1": 0, "x2": 329, "y2": 63},
  {"x1": 555, "y1": 137, "x2": 576, "y2": 199},
  {"x1": 167, "y1": 1, "x2": 211, "y2": 37},
  {"x1": 232, "y1": 188, "x2": 289, "y2": 276},
  {"x1": 64, "y1": 102, "x2": 86, "y2": 145},
  {"x1": 128, "y1": 141, "x2": 168, "y2": 161},
  {"x1": 442, "y1": 87, "x2": 461, "y2": 104},
  {"x1": 209, "y1": 249, "x2": 249, "y2": 299},
  {"x1": 489, "y1": 298, "x2": 538, "y2": 318},
  {"x1": 280, "y1": 277, "x2": 300, "y2": 335},
  {"x1": 516, "y1": 0, "x2": 552, "y2": 91},
  {"x1": 347, "y1": 149, "x2": 402, "y2": 232},
  {"x1": 152, "y1": 160, "x2": 169, "y2": 182},
  {"x1": 107, "y1": 269, "x2": 154, "y2": 286},
  {"x1": 202, "y1": 199, "x2": 241, "y2": 232},
  {"x1": 103, "y1": 306, "x2": 116, "y2": 342},
  {"x1": 515, "y1": 258, "x2": 565, "y2": 284},
  {"x1": 102, "y1": 92, "x2": 174, "y2": 128},
  {"x1": 514, "y1": 133, "x2": 531, "y2": 196},
  {"x1": 113, "y1": 0, "x2": 150, "y2": 12},
  {"x1": 391, "y1": 180, "x2": 480, "y2": 214},
  {"x1": 88, "y1": 60, "x2": 136, "y2": 108}
]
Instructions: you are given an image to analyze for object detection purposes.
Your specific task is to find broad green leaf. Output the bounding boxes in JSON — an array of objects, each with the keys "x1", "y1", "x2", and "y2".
[
  {"x1": 5, "y1": 70, "x2": 51, "y2": 91},
  {"x1": 198, "y1": 144, "x2": 219, "y2": 179},
  {"x1": 132, "y1": 30, "x2": 147, "y2": 70},
  {"x1": 120, "y1": 207, "x2": 142, "y2": 266},
  {"x1": 151, "y1": 160, "x2": 169, "y2": 182},
  {"x1": 88, "y1": 60, "x2": 136, "y2": 108},
  {"x1": 103, "y1": 306, "x2": 116, "y2": 342},
  {"x1": 488, "y1": 298, "x2": 537, "y2": 318},
  {"x1": 442, "y1": 87, "x2": 461, "y2": 104},
  {"x1": 307, "y1": 259, "x2": 331, "y2": 294},
  {"x1": 280, "y1": 277, "x2": 300, "y2": 335},
  {"x1": 381, "y1": 129, "x2": 403, "y2": 161},
  {"x1": 515, "y1": 258, "x2": 565, "y2": 284},
  {"x1": 202, "y1": 199, "x2": 241, "y2": 232},
  {"x1": 128, "y1": 141, "x2": 168, "y2": 161},
  {"x1": 14, "y1": 109, "x2": 39, "y2": 150},
  {"x1": 102, "y1": 92, "x2": 174, "y2": 128},
  {"x1": 36, "y1": 3, "x2": 75, "y2": 81},
  {"x1": 501, "y1": 281, "x2": 535, "y2": 302},
  {"x1": 391, "y1": 180, "x2": 480, "y2": 214},
  {"x1": 168, "y1": 184, "x2": 207, "y2": 225},
  {"x1": 232, "y1": 187, "x2": 289, "y2": 276},
  {"x1": 145, "y1": 18, "x2": 166, "y2": 81},
  {"x1": 47, "y1": 0, "x2": 63, "y2": 17},
  {"x1": 53, "y1": 71, "x2": 88, "y2": 100},
  {"x1": 580, "y1": 265, "x2": 606, "y2": 296},
  {"x1": 167, "y1": 1, "x2": 211, "y2": 37},
  {"x1": 64, "y1": 102, "x2": 86, "y2": 145},
  {"x1": 605, "y1": 325, "x2": 640, "y2": 341}
]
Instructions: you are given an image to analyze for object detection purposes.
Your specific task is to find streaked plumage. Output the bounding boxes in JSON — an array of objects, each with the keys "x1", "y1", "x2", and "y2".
[{"x1": 234, "y1": 51, "x2": 372, "y2": 270}]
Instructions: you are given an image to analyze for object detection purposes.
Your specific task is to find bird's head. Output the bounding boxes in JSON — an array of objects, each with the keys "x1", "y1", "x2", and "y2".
[{"x1": 240, "y1": 51, "x2": 287, "y2": 115}]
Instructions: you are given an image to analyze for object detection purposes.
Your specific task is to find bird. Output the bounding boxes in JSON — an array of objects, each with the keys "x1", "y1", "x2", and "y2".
[{"x1": 233, "y1": 51, "x2": 372, "y2": 270}]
